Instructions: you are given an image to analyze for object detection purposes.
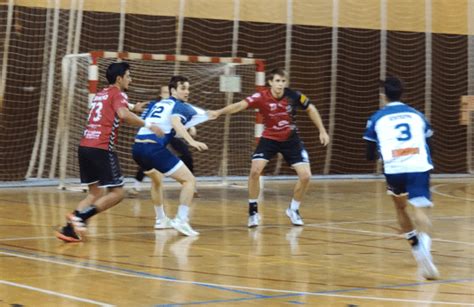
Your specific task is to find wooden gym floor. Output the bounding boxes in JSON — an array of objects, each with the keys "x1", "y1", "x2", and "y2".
[{"x1": 0, "y1": 179, "x2": 473, "y2": 306}]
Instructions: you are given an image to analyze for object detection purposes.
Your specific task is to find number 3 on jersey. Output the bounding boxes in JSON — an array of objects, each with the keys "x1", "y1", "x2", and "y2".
[{"x1": 395, "y1": 123, "x2": 412, "y2": 141}]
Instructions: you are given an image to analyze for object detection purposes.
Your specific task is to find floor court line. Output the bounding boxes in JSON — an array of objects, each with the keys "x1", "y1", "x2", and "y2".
[
  {"x1": 1, "y1": 248, "x2": 473, "y2": 306},
  {"x1": 304, "y1": 224, "x2": 474, "y2": 247},
  {"x1": 431, "y1": 184, "x2": 474, "y2": 202},
  {"x1": 1, "y1": 214, "x2": 472, "y2": 242},
  {"x1": 0, "y1": 279, "x2": 114, "y2": 306}
]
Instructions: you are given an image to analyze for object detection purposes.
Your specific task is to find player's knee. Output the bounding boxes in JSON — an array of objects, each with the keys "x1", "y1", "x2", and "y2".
[
  {"x1": 111, "y1": 187, "x2": 125, "y2": 202},
  {"x1": 393, "y1": 200, "x2": 408, "y2": 210},
  {"x1": 249, "y1": 168, "x2": 262, "y2": 180},
  {"x1": 299, "y1": 172, "x2": 311, "y2": 184},
  {"x1": 182, "y1": 174, "x2": 196, "y2": 188},
  {"x1": 151, "y1": 177, "x2": 162, "y2": 189}
]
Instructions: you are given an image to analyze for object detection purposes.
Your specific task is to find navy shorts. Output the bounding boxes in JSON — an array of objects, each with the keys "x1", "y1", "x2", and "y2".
[
  {"x1": 252, "y1": 133, "x2": 309, "y2": 166},
  {"x1": 78, "y1": 146, "x2": 124, "y2": 188},
  {"x1": 384, "y1": 171, "x2": 432, "y2": 207},
  {"x1": 132, "y1": 143, "x2": 183, "y2": 176}
]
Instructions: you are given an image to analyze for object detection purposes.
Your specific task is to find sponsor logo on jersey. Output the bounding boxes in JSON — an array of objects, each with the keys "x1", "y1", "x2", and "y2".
[
  {"x1": 247, "y1": 92, "x2": 261, "y2": 103},
  {"x1": 299, "y1": 94, "x2": 308, "y2": 105}
]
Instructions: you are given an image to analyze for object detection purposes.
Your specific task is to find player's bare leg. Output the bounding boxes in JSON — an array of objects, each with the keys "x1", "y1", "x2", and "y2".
[
  {"x1": 393, "y1": 195, "x2": 438, "y2": 279},
  {"x1": 391, "y1": 195, "x2": 415, "y2": 233},
  {"x1": 146, "y1": 169, "x2": 164, "y2": 205},
  {"x1": 292, "y1": 163, "x2": 311, "y2": 201},
  {"x1": 146, "y1": 169, "x2": 172, "y2": 229},
  {"x1": 413, "y1": 206, "x2": 432, "y2": 234},
  {"x1": 168, "y1": 164, "x2": 199, "y2": 236},
  {"x1": 76, "y1": 183, "x2": 103, "y2": 211},
  {"x1": 57, "y1": 184, "x2": 124, "y2": 242},
  {"x1": 247, "y1": 160, "x2": 267, "y2": 227},
  {"x1": 285, "y1": 163, "x2": 311, "y2": 226}
]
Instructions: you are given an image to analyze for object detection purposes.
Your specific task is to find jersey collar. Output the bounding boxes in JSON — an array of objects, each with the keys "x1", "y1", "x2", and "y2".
[{"x1": 386, "y1": 101, "x2": 404, "y2": 107}]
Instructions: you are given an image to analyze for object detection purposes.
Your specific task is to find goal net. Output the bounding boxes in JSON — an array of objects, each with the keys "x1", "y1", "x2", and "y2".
[{"x1": 57, "y1": 51, "x2": 264, "y2": 187}]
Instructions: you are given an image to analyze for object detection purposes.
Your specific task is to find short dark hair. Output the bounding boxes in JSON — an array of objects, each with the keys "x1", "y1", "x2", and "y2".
[
  {"x1": 267, "y1": 68, "x2": 287, "y2": 82},
  {"x1": 381, "y1": 76, "x2": 403, "y2": 101},
  {"x1": 106, "y1": 62, "x2": 130, "y2": 84},
  {"x1": 168, "y1": 75, "x2": 189, "y2": 93}
]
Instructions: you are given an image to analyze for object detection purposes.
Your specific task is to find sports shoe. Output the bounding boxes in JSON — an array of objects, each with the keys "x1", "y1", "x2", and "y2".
[
  {"x1": 418, "y1": 232, "x2": 432, "y2": 254},
  {"x1": 66, "y1": 213, "x2": 87, "y2": 238},
  {"x1": 56, "y1": 223, "x2": 82, "y2": 243},
  {"x1": 154, "y1": 216, "x2": 173, "y2": 229},
  {"x1": 128, "y1": 187, "x2": 139, "y2": 197},
  {"x1": 286, "y1": 208, "x2": 304, "y2": 226},
  {"x1": 412, "y1": 235, "x2": 439, "y2": 280},
  {"x1": 170, "y1": 217, "x2": 199, "y2": 236},
  {"x1": 248, "y1": 213, "x2": 261, "y2": 228}
]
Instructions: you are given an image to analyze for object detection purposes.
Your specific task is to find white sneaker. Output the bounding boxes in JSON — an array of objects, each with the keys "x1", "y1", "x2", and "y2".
[
  {"x1": 412, "y1": 235, "x2": 439, "y2": 280},
  {"x1": 286, "y1": 208, "x2": 304, "y2": 226},
  {"x1": 128, "y1": 187, "x2": 140, "y2": 196},
  {"x1": 154, "y1": 216, "x2": 173, "y2": 229},
  {"x1": 418, "y1": 232, "x2": 432, "y2": 255},
  {"x1": 170, "y1": 217, "x2": 199, "y2": 236},
  {"x1": 248, "y1": 213, "x2": 261, "y2": 228}
]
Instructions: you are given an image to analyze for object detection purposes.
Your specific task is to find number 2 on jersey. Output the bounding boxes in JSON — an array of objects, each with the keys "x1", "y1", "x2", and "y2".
[
  {"x1": 150, "y1": 106, "x2": 165, "y2": 118},
  {"x1": 395, "y1": 123, "x2": 412, "y2": 141}
]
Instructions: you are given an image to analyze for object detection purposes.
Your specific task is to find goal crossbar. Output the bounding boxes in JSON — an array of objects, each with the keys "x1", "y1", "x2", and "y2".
[{"x1": 57, "y1": 50, "x2": 266, "y2": 188}]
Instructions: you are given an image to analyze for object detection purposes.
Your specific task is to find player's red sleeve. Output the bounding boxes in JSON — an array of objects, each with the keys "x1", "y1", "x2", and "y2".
[
  {"x1": 244, "y1": 91, "x2": 263, "y2": 109},
  {"x1": 111, "y1": 91, "x2": 129, "y2": 113}
]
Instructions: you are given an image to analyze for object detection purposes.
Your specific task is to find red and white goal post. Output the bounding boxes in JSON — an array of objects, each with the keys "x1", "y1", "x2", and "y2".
[{"x1": 56, "y1": 51, "x2": 266, "y2": 189}]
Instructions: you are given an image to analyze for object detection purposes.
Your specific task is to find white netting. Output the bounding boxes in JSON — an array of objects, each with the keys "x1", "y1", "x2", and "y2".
[
  {"x1": 0, "y1": 2, "x2": 472, "y2": 183},
  {"x1": 58, "y1": 54, "x2": 258, "y2": 186}
]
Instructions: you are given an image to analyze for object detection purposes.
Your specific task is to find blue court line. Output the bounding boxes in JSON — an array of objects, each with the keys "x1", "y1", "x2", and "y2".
[
  {"x1": 2, "y1": 247, "x2": 473, "y2": 306},
  {"x1": 152, "y1": 279, "x2": 474, "y2": 306}
]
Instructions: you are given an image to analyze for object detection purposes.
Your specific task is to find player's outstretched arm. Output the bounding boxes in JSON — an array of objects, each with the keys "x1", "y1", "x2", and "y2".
[
  {"x1": 171, "y1": 116, "x2": 208, "y2": 151},
  {"x1": 305, "y1": 104, "x2": 330, "y2": 146},
  {"x1": 128, "y1": 101, "x2": 149, "y2": 114},
  {"x1": 117, "y1": 107, "x2": 164, "y2": 137},
  {"x1": 211, "y1": 100, "x2": 249, "y2": 119}
]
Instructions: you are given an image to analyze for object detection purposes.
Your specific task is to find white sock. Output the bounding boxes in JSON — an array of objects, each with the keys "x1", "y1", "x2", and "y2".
[
  {"x1": 404, "y1": 229, "x2": 418, "y2": 240},
  {"x1": 248, "y1": 199, "x2": 258, "y2": 204},
  {"x1": 133, "y1": 178, "x2": 141, "y2": 190},
  {"x1": 177, "y1": 205, "x2": 189, "y2": 222},
  {"x1": 154, "y1": 205, "x2": 166, "y2": 220},
  {"x1": 290, "y1": 199, "x2": 301, "y2": 211}
]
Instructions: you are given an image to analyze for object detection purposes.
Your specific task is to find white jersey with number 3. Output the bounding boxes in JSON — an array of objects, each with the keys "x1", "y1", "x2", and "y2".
[{"x1": 363, "y1": 102, "x2": 433, "y2": 174}]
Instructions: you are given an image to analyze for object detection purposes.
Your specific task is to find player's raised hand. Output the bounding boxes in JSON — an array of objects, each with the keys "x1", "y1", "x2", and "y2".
[
  {"x1": 134, "y1": 101, "x2": 149, "y2": 113},
  {"x1": 189, "y1": 140, "x2": 208, "y2": 151},
  {"x1": 319, "y1": 131, "x2": 330, "y2": 146}
]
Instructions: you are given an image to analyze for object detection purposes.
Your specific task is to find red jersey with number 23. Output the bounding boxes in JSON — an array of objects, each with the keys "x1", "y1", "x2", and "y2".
[
  {"x1": 80, "y1": 86, "x2": 129, "y2": 151},
  {"x1": 245, "y1": 88, "x2": 310, "y2": 141}
]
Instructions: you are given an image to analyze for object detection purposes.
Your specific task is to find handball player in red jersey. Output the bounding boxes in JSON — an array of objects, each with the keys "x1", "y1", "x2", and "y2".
[{"x1": 210, "y1": 68, "x2": 329, "y2": 228}]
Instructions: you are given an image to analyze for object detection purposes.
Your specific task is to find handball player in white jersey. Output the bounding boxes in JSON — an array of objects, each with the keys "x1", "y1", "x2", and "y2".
[
  {"x1": 364, "y1": 76, "x2": 439, "y2": 280},
  {"x1": 132, "y1": 76, "x2": 209, "y2": 236}
]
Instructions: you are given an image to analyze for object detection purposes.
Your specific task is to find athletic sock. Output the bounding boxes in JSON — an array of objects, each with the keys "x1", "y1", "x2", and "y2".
[
  {"x1": 75, "y1": 205, "x2": 98, "y2": 222},
  {"x1": 177, "y1": 205, "x2": 189, "y2": 222},
  {"x1": 248, "y1": 199, "x2": 258, "y2": 216},
  {"x1": 405, "y1": 229, "x2": 419, "y2": 247},
  {"x1": 154, "y1": 205, "x2": 166, "y2": 220},
  {"x1": 290, "y1": 199, "x2": 301, "y2": 211},
  {"x1": 133, "y1": 178, "x2": 141, "y2": 190}
]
